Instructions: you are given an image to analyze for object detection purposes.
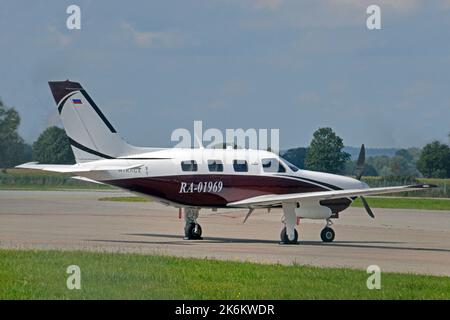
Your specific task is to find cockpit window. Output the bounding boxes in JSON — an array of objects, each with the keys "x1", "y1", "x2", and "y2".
[
  {"x1": 280, "y1": 158, "x2": 300, "y2": 172},
  {"x1": 181, "y1": 160, "x2": 198, "y2": 171},
  {"x1": 262, "y1": 158, "x2": 286, "y2": 173}
]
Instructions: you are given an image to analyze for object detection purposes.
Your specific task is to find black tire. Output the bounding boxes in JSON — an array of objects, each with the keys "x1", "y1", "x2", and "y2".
[
  {"x1": 184, "y1": 222, "x2": 202, "y2": 240},
  {"x1": 280, "y1": 227, "x2": 298, "y2": 244},
  {"x1": 320, "y1": 227, "x2": 335, "y2": 243}
]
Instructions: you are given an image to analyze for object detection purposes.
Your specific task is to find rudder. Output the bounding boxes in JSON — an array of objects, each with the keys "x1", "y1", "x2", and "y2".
[{"x1": 48, "y1": 80, "x2": 135, "y2": 162}]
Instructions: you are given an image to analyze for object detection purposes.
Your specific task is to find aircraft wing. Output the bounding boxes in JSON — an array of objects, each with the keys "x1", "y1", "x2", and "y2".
[
  {"x1": 227, "y1": 184, "x2": 437, "y2": 208},
  {"x1": 15, "y1": 162, "x2": 144, "y2": 173}
]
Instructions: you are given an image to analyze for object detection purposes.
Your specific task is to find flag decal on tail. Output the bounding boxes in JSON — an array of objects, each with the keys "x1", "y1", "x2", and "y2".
[{"x1": 72, "y1": 99, "x2": 82, "y2": 104}]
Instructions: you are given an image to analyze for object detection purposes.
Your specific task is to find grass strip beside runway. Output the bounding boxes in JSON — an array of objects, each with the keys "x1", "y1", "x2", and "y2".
[
  {"x1": 0, "y1": 249, "x2": 449, "y2": 299},
  {"x1": 351, "y1": 197, "x2": 450, "y2": 211},
  {"x1": 98, "y1": 196, "x2": 150, "y2": 202}
]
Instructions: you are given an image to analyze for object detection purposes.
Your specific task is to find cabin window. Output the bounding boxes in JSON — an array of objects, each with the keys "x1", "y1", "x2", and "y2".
[
  {"x1": 181, "y1": 160, "x2": 198, "y2": 172},
  {"x1": 262, "y1": 158, "x2": 286, "y2": 173},
  {"x1": 233, "y1": 160, "x2": 248, "y2": 172},
  {"x1": 208, "y1": 160, "x2": 224, "y2": 172}
]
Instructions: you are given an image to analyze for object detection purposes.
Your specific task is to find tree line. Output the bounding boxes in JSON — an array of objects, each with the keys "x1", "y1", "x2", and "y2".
[
  {"x1": 282, "y1": 127, "x2": 450, "y2": 178},
  {"x1": 0, "y1": 100, "x2": 74, "y2": 168},
  {"x1": 1, "y1": 99, "x2": 449, "y2": 178}
]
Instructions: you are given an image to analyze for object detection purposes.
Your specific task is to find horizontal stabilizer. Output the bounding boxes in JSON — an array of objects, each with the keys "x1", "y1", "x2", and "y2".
[
  {"x1": 71, "y1": 176, "x2": 106, "y2": 185},
  {"x1": 16, "y1": 161, "x2": 144, "y2": 173}
]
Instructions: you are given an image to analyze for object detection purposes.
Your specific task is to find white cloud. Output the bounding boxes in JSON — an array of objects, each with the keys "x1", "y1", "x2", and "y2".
[{"x1": 121, "y1": 22, "x2": 178, "y2": 48}]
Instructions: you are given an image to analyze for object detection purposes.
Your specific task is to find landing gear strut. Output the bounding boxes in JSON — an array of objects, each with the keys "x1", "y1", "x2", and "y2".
[
  {"x1": 320, "y1": 219, "x2": 335, "y2": 243},
  {"x1": 280, "y1": 203, "x2": 298, "y2": 244},
  {"x1": 184, "y1": 207, "x2": 202, "y2": 240}
]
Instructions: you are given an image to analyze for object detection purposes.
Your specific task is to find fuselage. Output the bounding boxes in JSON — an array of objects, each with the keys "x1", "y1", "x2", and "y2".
[{"x1": 81, "y1": 148, "x2": 367, "y2": 213}]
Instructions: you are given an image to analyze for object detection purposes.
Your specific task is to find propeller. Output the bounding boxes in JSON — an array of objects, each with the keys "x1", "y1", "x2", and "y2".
[
  {"x1": 360, "y1": 195, "x2": 375, "y2": 219},
  {"x1": 355, "y1": 144, "x2": 365, "y2": 181},
  {"x1": 354, "y1": 144, "x2": 375, "y2": 219}
]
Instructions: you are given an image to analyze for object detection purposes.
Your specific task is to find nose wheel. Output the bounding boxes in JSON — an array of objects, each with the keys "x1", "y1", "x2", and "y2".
[
  {"x1": 320, "y1": 227, "x2": 335, "y2": 242},
  {"x1": 320, "y1": 218, "x2": 335, "y2": 242}
]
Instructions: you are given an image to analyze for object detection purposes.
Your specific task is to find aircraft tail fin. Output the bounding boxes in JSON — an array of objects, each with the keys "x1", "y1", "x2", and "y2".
[{"x1": 48, "y1": 80, "x2": 140, "y2": 162}]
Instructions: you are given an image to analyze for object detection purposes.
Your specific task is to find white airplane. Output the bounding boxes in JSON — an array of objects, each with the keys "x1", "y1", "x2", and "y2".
[{"x1": 17, "y1": 80, "x2": 436, "y2": 244}]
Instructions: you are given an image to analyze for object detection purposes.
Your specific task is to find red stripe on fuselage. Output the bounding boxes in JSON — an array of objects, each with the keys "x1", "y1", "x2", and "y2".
[{"x1": 104, "y1": 174, "x2": 352, "y2": 212}]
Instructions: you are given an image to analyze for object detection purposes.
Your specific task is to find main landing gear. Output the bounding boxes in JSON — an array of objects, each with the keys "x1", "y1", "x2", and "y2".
[
  {"x1": 320, "y1": 219, "x2": 335, "y2": 243},
  {"x1": 184, "y1": 207, "x2": 203, "y2": 240},
  {"x1": 280, "y1": 203, "x2": 298, "y2": 244},
  {"x1": 279, "y1": 204, "x2": 336, "y2": 244},
  {"x1": 280, "y1": 227, "x2": 298, "y2": 244}
]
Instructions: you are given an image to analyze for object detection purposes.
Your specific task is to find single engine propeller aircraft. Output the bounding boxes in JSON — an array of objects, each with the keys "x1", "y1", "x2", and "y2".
[{"x1": 17, "y1": 80, "x2": 436, "y2": 244}]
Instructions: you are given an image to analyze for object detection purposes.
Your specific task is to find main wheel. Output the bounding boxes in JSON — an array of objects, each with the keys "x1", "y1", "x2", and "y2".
[
  {"x1": 280, "y1": 227, "x2": 298, "y2": 244},
  {"x1": 184, "y1": 222, "x2": 203, "y2": 240},
  {"x1": 320, "y1": 227, "x2": 335, "y2": 243}
]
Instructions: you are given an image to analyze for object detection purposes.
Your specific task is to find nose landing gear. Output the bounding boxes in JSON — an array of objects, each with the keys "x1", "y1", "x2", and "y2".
[{"x1": 320, "y1": 219, "x2": 335, "y2": 243}]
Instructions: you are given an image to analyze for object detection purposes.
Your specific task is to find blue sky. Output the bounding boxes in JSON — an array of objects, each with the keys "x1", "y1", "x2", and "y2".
[{"x1": 1, "y1": 0, "x2": 449, "y2": 149}]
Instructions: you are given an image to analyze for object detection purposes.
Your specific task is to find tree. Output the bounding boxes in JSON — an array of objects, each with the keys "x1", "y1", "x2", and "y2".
[
  {"x1": 0, "y1": 100, "x2": 31, "y2": 168},
  {"x1": 32, "y1": 126, "x2": 75, "y2": 164},
  {"x1": 366, "y1": 155, "x2": 391, "y2": 176},
  {"x1": 395, "y1": 149, "x2": 413, "y2": 162},
  {"x1": 304, "y1": 127, "x2": 350, "y2": 174},
  {"x1": 389, "y1": 156, "x2": 415, "y2": 176},
  {"x1": 281, "y1": 147, "x2": 308, "y2": 169},
  {"x1": 416, "y1": 141, "x2": 450, "y2": 178},
  {"x1": 343, "y1": 160, "x2": 378, "y2": 176}
]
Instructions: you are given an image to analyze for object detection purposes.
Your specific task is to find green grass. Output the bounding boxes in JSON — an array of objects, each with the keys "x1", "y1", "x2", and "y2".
[
  {"x1": 362, "y1": 176, "x2": 450, "y2": 198},
  {"x1": 0, "y1": 169, "x2": 113, "y2": 190},
  {"x1": 0, "y1": 249, "x2": 449, "y2": 299},
  {"x1": 98, "y1": 196, "x2": 150, "y2": 202},
  {"x1": 352, "y1": 197, "x2": 450, "y2": 211}
]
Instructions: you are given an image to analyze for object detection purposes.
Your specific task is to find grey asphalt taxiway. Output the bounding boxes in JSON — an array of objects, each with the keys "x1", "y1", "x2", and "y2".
[{"x1": 1, "y1": 190, "x2": 450, "y2": 276}]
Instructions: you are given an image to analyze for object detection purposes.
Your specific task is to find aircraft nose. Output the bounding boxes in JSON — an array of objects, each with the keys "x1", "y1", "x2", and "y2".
[
  {"x1": 356, "y1": 180, "x2": 369, "y2": 189},
  {"x1": 336, "y1": 175, "x2": 368, "y2": 190}
]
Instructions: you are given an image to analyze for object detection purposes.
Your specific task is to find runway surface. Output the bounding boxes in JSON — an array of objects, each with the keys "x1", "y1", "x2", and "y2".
[{"x1": 1, "y1": 190, "x2": 450, "y2": 276}]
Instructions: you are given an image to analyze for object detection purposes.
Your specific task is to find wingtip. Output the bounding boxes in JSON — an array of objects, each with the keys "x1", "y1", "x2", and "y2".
[
  {"x1": 409, "y1": 183, "x2": 439, "y2": 189},
  {"x1": 15, "y1": 162, "x2": 38, "y2": 169}
]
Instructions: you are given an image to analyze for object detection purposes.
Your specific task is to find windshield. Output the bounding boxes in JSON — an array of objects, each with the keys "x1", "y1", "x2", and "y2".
[
  {"x1": 280, "y1": 157, "x2": 300, "y2": 172},
  {"x1": 262, "y1": 158, "x2": 286, "y2": 173}
]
